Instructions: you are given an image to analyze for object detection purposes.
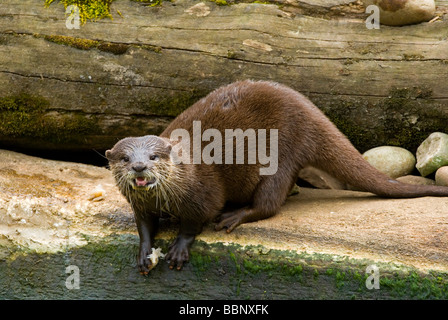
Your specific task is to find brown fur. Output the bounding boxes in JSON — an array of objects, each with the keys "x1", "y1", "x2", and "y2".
[{"x1": 107, "y1": 80, "x2": 448, "y2": 273}]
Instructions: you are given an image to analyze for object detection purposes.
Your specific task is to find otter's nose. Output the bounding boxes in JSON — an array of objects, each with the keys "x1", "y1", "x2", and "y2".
[{"x1": 132, "y1": 163, "x2": 147, "y2": 172}]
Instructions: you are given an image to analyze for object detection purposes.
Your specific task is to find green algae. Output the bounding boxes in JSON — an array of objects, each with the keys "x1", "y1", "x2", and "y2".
[
  {"x1": 35, "y1": 34, "x2": 130, "y2": 55},
  {"x1": 43, "y1": 0, "x2": 163, "y2": 27},
  {"x1": 43, "y1": 0, "x2": 282, "y2": 27},
  {"x1": 380, "y1": 86, "x2": 446, "y2": 152},
  {"x1": 141, "y1": 89, "x2": 207, "y2": 117},
  {"x1": 2, "y1": 235, "x2": 448, "y2": 299},
  {"x1": 315, "y1": 86, "x2": 448, "y2": 154},
  {"x1": 38, "y1": 34, "x2": 101, "y2": 50},
  {"x1": 209, "y1": 0, "x2": 230, "y2": 5},
  {"x1": 0, "y1": 93, "x2": 98, "y2": 144},
  {"x1": 188, "y1": 241, "x2": 448, "y2": 299},
  {"x1": 131, "y1": 0, "x2": 163, "y2": 7},
  {"x1": 33, "y1": 33, "x2": 163, "y2": 55},
  {"x1": 45, "y1": 0, "x2": 115, "y2": 25}
]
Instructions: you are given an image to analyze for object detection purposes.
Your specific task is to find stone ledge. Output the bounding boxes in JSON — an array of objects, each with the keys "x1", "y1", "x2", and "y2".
[{"x1": 1, "y1": 149, "x2": 448, "y2": 299}]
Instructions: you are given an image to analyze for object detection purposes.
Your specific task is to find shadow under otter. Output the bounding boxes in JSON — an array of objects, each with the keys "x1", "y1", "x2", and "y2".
[{"x1": 106, "y1": 80, "x2": 448, "y2": 274}]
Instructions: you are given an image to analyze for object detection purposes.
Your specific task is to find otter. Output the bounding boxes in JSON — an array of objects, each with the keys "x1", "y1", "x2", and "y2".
[{"x1": 106, "y1": 80, "x2": 448, "y2": 274}]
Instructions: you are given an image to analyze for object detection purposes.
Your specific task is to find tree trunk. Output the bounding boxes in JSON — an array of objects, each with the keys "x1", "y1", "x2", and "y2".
[{"x1": 1, "y1": 0, "x2": 447, "y2": 153}]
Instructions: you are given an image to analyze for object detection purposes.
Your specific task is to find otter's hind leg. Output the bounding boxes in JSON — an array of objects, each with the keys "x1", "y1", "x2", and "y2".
[{"x1": 215, "y1": 170, "x2": 295, "y2": 233}]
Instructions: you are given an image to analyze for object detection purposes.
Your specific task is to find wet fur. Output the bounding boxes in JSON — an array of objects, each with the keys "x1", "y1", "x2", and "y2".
[{"x1": 107, "y1": 80, "x2": 448, "y2": 273}]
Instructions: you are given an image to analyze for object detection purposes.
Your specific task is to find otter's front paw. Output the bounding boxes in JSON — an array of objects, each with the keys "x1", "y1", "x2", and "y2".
[
  {"x1": 165, "y1": 237, "x2": 191, "y2": 270},
  {"x1": 137, "y1": 247, "x2": 153, "y2": 275}
]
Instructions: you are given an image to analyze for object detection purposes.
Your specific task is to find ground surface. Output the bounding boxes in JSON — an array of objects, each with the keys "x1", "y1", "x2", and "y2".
[{"x1": 1, "y1": 149, "x2": 447, "y2": 299}]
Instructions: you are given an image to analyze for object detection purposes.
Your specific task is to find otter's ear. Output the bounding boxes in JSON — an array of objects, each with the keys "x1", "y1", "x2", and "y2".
[
  {"x1": 165, "y1": 144, "x2": 172, "y2": 153},
  {"x1": 159, "y1": 137, "x2": 173, "y2": 153},
  {"x1": 105, "y1": 150, "x2": 113, "y2": 160}
]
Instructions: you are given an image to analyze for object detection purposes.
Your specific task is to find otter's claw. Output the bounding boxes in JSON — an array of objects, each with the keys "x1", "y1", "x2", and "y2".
[
  {"x1": 215, "y1": 209, "x2": 250, "y2": 233},
  {"x1": 215, "y1": 215, "x2": 243, "y2": 233},
  {"x1": 166, "y1": 236, "x2": 192, "y2": 270},
  {"x1": 137, "y1": 248, "x2": 153, "y2": 275}
]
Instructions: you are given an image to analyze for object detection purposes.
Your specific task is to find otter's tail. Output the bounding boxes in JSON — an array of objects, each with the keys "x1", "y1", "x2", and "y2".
[{"x1": 312, "y1": 132, "x2": 448, "y2": 198}]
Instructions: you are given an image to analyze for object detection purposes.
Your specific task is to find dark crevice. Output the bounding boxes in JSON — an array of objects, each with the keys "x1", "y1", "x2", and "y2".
[{"x1": 1, "y1": 144, "x2": 109, "y2": 168}]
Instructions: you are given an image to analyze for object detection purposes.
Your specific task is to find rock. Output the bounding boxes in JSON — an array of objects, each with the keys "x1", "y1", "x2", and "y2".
[
  {"x1": 363, "y1": 0, "x2": 436, "y2": 26},
  {"x1": 362, "y1": 146, "x2": 416, "y2": 179},
  {"x1": 298, "y1": 166, "x2": 347, "y2": 190},
  {"x1": 2, "y1": 149, "x2": 448, "y2": 299},
  {"x1": 416, "y1": 132, "x2": 448, "y2": 177},
  {"x1": 396, "y1": 175, "x2": 436, "y2": 186},
  {"x1": 435, "y1": 166, "x2": 448, "y2": 187},
  {"x1": 0, "y1": 149, "x2": 134, "y2": 255},
  {"x1": 184, "y1": 2, "x2": 211, "y2": 17}
]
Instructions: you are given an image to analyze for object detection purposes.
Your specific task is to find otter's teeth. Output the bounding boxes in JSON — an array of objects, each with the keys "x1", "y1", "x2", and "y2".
[
  {"x1": 135, "y1": 177, "x2": 147, "y2": 187},
  {"x1": 134, "y1": 177, "x2": 156, "y2": 187}
]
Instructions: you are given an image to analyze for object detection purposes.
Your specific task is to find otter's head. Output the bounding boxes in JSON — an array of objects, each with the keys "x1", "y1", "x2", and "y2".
[{"x1": 106, "y1": 135, "x2": 173, "y2": 193}]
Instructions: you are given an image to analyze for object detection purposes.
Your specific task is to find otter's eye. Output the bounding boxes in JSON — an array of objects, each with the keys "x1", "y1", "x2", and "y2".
[
  {"x1": 149, "y1": 155, "x2": 159, "y2": 161},
  {"x1": 122, "y1": 156, "x2": 130, "y2": 162}
]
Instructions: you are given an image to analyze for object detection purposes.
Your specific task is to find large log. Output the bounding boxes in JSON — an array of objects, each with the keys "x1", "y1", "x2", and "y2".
[{"x1": 0, "y1": 0, "x2": 447, "y2": 154}]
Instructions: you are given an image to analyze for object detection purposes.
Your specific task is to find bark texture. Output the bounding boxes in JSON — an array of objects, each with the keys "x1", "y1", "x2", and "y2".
[{"x1": 0, "y1": 0, "x2": 447, "y2": 153}]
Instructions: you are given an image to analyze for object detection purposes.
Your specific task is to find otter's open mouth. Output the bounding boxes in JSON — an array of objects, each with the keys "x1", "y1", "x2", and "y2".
[{"x1": 133, "y1": 176, "x2": 157, "y2": 188}]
